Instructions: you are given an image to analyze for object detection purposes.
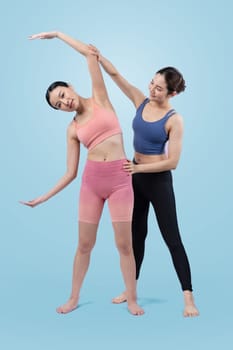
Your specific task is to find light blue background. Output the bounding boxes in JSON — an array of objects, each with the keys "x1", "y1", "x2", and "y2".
[{"x1": 1, "y1": 0, "x2": 232, "y2": 349}]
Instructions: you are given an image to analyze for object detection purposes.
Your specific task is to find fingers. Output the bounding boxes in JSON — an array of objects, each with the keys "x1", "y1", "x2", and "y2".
[
  {"x1": 19, "y1": 200, "x2": 38, "y2": 207},
  {"x1": 28, "y1": 33, "x2": 45, "y2": 40},
  {"x1": 88, "y1": 43, "x2": 99, "y2": 51},
  {"x1": 28, "y1": 32, "x2": 56, "y2": 40},
  {"x1": 19, "y1": 201, "x2": 33, "y2": 207},
  {"x1": 19, "y1": 200, "x2": 28, "y2": 205},
  {"x1": 123, "y1": 160, "x2": 132, "y2": 168},
  {"x1": 123, "y1": 161, "x2": 134, "y2": 174},
  {"x1": 88, "y1": 44, "x2": 100, "y2": 58}
]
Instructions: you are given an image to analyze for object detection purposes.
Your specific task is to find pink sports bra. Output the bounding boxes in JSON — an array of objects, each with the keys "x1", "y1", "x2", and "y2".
[{"x1": 74, "y1": 100, "x2": 122, "y2": 150}]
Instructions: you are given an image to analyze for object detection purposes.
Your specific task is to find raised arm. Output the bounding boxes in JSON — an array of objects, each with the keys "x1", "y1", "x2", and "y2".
[
  {"x1": 29, "y1": 31, "x2": 89, "y2": 55},
  {"x1": 20, "y1": 123, "x2": 80, "y2": 207},
  {"x1": 89, "y1": 45, "x2": 145, "y2": 108},
  {"x1": 29, "y1": 31, "x2": 112, "y2": 107}
]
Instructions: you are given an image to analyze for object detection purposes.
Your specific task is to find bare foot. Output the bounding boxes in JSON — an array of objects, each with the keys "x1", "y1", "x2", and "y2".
[
  {"x1": 128, "y1": 302, "x2": 145, "y2": 316},
  {"x1": 183, "y1": 291, "x2": 199, "y2": 317},
  {"x1": 56, "y1": 297, "x2": 78, "y2": 314},
  {"x1": 112, "y1": 292, "x2": 127, "y2": 304}
]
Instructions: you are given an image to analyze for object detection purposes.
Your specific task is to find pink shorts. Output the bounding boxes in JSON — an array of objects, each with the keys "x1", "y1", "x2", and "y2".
[{"x1": 78, "y1": 159, "x2": 133, "y2": 224}]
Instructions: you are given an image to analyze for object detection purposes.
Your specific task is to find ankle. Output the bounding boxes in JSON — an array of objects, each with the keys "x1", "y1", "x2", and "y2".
[
  {"x1": 69, "y1": 295, "x2": 79, "y2": 302},
  {"x1": 183, "y1": 290, "x2": 194, "y2": 303}
]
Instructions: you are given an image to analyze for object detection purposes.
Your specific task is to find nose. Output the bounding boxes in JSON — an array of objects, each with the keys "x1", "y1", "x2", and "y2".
[{"x1": 59, "y1": 98, "x2": 69, "y2": 107}]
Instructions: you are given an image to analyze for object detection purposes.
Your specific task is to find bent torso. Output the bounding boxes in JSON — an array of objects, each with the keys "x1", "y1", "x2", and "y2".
[{"x1": 73, "y1": 99, "x2": 126, "y2": 162}]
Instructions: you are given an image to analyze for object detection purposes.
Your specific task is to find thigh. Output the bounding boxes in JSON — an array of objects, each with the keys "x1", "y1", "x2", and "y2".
[
  {"x1": 78, "y1": 221, "x2": 99, "y2": 248},
  {"x1": 132, "y1": 173, "x2": 150, "y2": 227},
  {"x1": 150, "y1": 172, "x2": 181, "y2": 244},
  {"x1": 108, "y1": 174, "x2": 134, "y2": 223},
  {"x1": 131, "y1": 175, "x2": 150, "y2": 264},
  {"x1": 79, "y1": 178, "x2": 104, "y2": 224}
]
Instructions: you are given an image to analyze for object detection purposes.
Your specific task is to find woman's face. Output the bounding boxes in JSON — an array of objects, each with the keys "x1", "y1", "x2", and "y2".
[
  {"x1": 49, "y1": 85, "x2": 79, "y2": 112},
  {"x1": 148, "y1": 73, "x2": 170, "y2": 103}
]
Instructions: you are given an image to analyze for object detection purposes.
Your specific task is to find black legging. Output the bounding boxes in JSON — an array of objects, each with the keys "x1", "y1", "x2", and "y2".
[{"x1": 132, "y1": 170, "x2": 193, "y2": 291}]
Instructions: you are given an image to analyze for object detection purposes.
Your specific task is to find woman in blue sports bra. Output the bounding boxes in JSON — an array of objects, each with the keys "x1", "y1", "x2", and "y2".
[{"x1": 90, "y1": 46, "x2": 199, "y2": 317}]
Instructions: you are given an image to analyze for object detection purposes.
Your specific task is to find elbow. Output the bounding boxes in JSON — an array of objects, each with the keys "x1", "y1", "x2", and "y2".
[
  {"x1": 169, "y1": 159, "x2": 179, "y2": 170},
  {"x1": 71, "y1": 172, "x2": 77, "y2": 180},
  {"x1": 67, "y1": 171, "x2": 77, "y2": 181},
  {"x1": 171, "y1": 164, "x2": 177, "y2": 170}
]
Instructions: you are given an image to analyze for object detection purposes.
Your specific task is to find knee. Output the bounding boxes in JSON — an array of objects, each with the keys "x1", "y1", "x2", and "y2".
[
  {"x1": 116, "y1": 242, "x2": 132, "y2": 256},
  {"x1": 167, "y1": 240, "x2": 184, "y2": 254},
  {"x1": 78, "y1": 241, "x2": 94, "y2": 255}
]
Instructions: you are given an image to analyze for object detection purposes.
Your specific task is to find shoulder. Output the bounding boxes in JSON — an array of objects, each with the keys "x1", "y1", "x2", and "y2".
[
  {"x1": 135, "y1": 96, "x2": 148, "y2": 109},
  {"x1": 168, "y1": 112, "x2": 183, "y2": 126},
  {"x1": 67, "y1": 119, "x2": 80, "y2": 141},
  {"x1": 166, "y1": 113, "x2": 184, "y2": 135}
]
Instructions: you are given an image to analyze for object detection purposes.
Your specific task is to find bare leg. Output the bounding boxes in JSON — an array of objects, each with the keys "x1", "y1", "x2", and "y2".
[
  {"x1": 183, "y1": 290, "x2": 199, "y2": 317},
  {"x1": 113, "y1": 222, "x2": 144, "y2": 316},
  {"x1": 56, "y1": 222, "x2": 98, "y2": 314}
]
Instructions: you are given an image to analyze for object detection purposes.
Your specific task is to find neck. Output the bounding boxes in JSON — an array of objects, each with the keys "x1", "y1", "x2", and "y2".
[
  {"x1": 76, "y1": 96, "x2": 90, "y2": 114},
  {"x1": 149, "y1": 99, "x2": 171, "y2": 110}
]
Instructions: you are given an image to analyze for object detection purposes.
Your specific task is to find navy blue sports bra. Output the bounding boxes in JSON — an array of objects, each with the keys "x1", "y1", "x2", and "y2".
[{"x1": 132, "y1": 98, "x2": 176, "y2": 155}]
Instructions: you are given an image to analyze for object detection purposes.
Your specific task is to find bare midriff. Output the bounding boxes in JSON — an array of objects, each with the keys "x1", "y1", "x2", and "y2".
[
  {"x1": 87, "y1": 134, "x2": 126, "y2": 161},
  {"x1": 134, "y1": 151, "x2": 167, "y2": 164}
]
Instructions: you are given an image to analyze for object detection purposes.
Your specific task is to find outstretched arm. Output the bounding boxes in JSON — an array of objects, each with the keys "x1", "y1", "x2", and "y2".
[
  {"x1": 20, "y1": 123, "x2": 80, "y2": 207},
  {"x1": 89, "y1": 45, "x2": 145, "y2": 108},
  {"x1": 29, "y1": 31, "x2": 89, "y2": 56},
  {"x1": 29, "y1": 31, "x2": 112, "y2": 107}
]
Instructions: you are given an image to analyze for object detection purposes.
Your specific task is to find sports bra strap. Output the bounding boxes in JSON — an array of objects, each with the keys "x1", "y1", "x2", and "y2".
[
  {"x1": 137, "y1": 98, "x2": 149, "y2": 111},
  {"x1": 166, "y1": 109, "x2": 176, "y2": 118}
]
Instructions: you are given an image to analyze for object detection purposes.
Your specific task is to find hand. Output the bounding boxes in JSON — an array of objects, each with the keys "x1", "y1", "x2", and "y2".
[
  {"x1": 28, "y1": 31, "x2": 58, "y2": 40},
  {"x1": 88, "y1": 44, "x2": 101, "y2": 60},
  {"x1": 19, "y1": 196, "x2": 46, "y2": 208},
  {"x1": 123, "y1": 160, "x2": 137, "y2": 175}
]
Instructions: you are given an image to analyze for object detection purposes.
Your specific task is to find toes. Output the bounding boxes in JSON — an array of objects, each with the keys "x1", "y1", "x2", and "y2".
[
  {"x1": 183, "y1": 308, "x2": 199, "y2": 317},
  {"x1": 56, "y1": 307, "x2": 63, "y2": 314},
  {"x1": 112, "y1": 296, "x2": 127, "y2": 304},
  {"x1": 128, "y1": 305, "x2": 145, "y2": 316},
  {"x1": 56, "y1": 305, "x2": 74, "y2": 314}
]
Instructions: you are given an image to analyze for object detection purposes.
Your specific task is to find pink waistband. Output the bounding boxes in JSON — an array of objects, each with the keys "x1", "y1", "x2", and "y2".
[{"x1": 84, "y1": 158, "x2": 127, "y2": 176}]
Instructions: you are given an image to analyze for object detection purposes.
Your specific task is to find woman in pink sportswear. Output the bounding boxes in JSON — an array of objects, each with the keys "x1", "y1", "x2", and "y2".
[{"x1": 20, "y1": 31, "x2": 144, "y2": 316}]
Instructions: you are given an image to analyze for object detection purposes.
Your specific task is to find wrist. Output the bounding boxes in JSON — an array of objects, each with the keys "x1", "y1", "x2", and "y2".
[
  {"x1": 136, "y1": 164, "x2": 144, "y2": 173},
  {"x1": 41, "y1": 194, "x2": 48, "y2": 202},
  {"x1": 56, "y1": 31, "x2": 62, "y2": 38}
]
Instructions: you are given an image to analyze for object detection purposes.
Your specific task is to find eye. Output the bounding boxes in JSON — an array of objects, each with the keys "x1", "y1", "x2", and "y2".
[
  {"x1": 151, "y1": 80, "x2": 154, "y2": 85},
  {"x1": 57, "y1": 102, "x2": 61, "y2": 109},
  {"x1": 61, "y1": 93, "x2": 65, "y2": 98}
]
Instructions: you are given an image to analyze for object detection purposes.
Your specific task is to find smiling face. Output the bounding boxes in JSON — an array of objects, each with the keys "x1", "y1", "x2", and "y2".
[
  {"x1": 48, "y1": 85, "x2": 80, "y2": 112},
  {"x1": 149, "y1": 73, "x2": 171, "y2": 103}
]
